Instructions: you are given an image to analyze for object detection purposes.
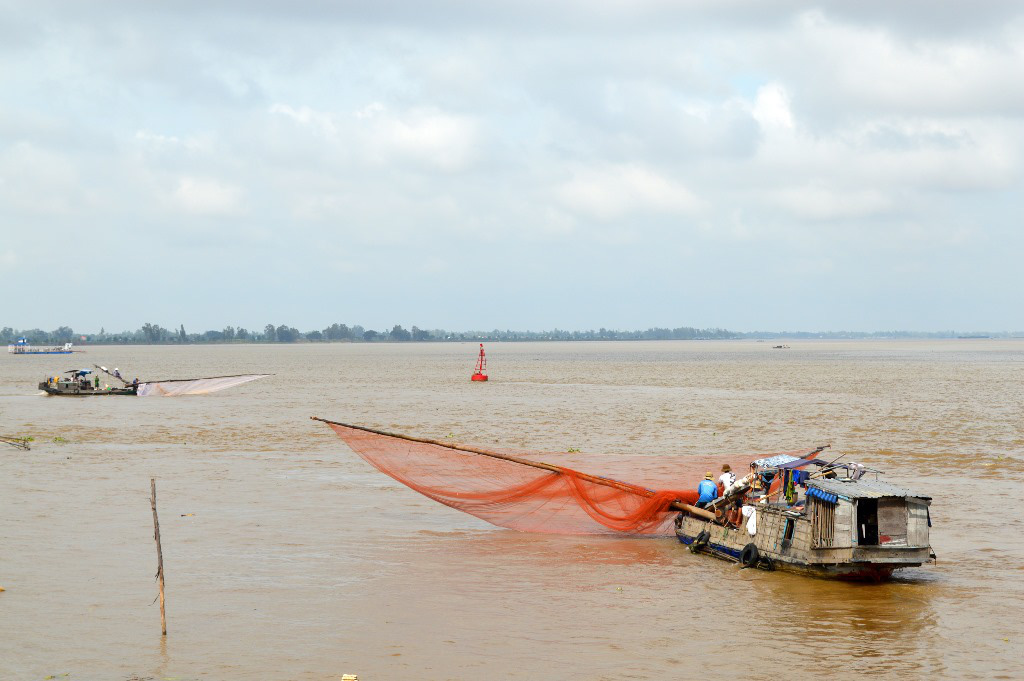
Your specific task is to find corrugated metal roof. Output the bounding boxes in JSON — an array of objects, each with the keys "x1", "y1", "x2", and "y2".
[{"x1": 806, "y1": 478, "x2": 930, "y2": 500}]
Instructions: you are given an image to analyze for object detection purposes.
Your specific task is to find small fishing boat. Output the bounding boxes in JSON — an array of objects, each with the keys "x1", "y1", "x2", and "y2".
[
  {"x1": 675, "y1": 452, "x2": 935, "y2": 580},
  {"x1": 313, "y1": 419, "x2": 934, "y2": 582},
  {"x1": 39, "y1": 370, "x2": 136, "y2": 396},
  {"x1": 38, "y1": 366, "x2": 270, "y2": 397}
]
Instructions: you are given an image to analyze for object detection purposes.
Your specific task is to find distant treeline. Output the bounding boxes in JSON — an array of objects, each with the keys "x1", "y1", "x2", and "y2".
[{"x1": 3, "y1": 323, "x2": 1019, "y2": 345}]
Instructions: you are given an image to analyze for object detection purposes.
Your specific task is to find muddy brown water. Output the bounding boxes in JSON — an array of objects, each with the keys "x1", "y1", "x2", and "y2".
[{"x1": 1, "y1": 340, "x2": 1022, "y2": 680}]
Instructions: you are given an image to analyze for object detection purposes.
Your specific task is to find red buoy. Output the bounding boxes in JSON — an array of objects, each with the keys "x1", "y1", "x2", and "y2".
[{"x1": 471, "y1": 343, "x2": 488, "y2": 381}]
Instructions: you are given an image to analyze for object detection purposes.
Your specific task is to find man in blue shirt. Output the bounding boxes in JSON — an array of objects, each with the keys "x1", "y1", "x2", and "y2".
[{"x1": 697, "y1": 472, "x2": 719, "y2": 508}]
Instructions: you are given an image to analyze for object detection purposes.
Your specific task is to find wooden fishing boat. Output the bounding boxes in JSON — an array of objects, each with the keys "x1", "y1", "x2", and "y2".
[
  {"x1": 38, "y1": 366, "x2": 270, "y2": 397},
  {"x1": 39, "y1": 370, "x2": 136, "y2": 396},
  {"x1": 675, "y1": 453, "x2": 935, "y2": 581}
]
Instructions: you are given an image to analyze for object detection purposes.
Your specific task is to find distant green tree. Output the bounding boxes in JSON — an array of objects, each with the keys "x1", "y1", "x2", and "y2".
[
  {"x1": 179, "y1": 324, "x2": 187, "y2": 342},
  {"x1": 306, "y1": 329, "x2": 323, "y2": 341},
  {"x1": 389, "y1": 325, "x2": 412, "y2": 341},
  {"x1": 264, "y1": 324, "x2": 277, "y2": 342},
  {"x1": 276, "y1": 325, "x2": 299, "y2": 342},
  {"x1": 412, "y1": 326, "x2": 431, "y2": 341},
  {"x1": 323, "y1": 323, "x2": 353, "y2": 340},
  {"x1": 223, "y1": 326, "x2": 236, "y2": 341},
  {"x1": 362, "y1": 330, "x2": 378, "y2": 341},
  {"x1": 141, "y1": 323, "x2": 168, "y2": 343}
]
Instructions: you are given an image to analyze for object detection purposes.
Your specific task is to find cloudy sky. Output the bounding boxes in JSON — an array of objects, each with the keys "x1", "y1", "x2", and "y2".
[{"x1": 2, "y1": 1, "x2": 1022, "y2": 333}]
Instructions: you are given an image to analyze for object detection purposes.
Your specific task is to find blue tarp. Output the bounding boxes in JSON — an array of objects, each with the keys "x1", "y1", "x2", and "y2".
[{"x1": 807, "y1": 486, "x2": 838, "y2": 504}]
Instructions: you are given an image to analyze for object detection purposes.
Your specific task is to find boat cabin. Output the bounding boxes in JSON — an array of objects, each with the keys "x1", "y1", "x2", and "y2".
[{"x1": 805, "y1": 478, "x2": 931, "y2": 550}]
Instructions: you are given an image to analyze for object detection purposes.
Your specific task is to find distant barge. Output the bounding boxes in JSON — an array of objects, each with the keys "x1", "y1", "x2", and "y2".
[{"x1": 9, "y1": 338, "x2": 76, "y2": 354}]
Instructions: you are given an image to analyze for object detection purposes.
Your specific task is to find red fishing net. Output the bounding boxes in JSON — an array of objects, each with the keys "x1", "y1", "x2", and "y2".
[{"x1": 324, "y1": 421, "x2": 812, "y2": 536}]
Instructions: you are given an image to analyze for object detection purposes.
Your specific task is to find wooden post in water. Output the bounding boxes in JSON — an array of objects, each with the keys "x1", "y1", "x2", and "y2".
[{"x1": 150, "y1": 478, "x2": 167, "y2": 636}]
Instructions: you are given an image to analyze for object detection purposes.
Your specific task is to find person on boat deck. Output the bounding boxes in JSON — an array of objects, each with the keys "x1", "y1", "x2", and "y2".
[
  {"x1": 719, "y1": 464, "x2": 736, "y2": 492},
  {"x1": 94, "y1": 375, "x2": 100, "y2": 388},
  {"x1": 696, "y1": 472, "x2": 719, "y2": 508},
  {"x1": 132, "y1": 377, "x2": 139, "y2": 387}
]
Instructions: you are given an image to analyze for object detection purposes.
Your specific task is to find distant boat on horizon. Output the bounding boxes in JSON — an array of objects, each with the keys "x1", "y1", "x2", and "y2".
[{"x1": 7, "y1": 338, "x2": 78, "y2": 354}]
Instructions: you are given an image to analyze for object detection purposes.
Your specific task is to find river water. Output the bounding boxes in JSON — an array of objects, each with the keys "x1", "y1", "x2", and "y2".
[{"x1": 1, "y1": 340, "x2": 1022, "y2": 680}]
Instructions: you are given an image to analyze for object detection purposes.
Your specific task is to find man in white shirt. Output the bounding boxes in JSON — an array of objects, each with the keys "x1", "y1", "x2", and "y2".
[{"x1": 719, "y1": 464, "x2": 737, "y2": 493}]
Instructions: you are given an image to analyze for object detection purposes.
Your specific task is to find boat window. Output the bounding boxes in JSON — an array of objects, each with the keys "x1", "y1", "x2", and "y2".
[{"x1": 782, "y1": 517, "x2": 796, "y2": 547}]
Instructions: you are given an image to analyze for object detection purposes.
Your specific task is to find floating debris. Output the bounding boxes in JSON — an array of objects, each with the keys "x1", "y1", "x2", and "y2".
[{"x1": 1, "y1": 436, "x2": 32, "y2": 450}]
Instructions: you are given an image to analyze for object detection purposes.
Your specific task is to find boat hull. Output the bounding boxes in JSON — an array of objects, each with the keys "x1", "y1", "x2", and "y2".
[
  {"x1": 676, "y1": 531, "x2": 899, "y2": 581},
  {"x1": 676, "y1": 510, "x2": 930, "y2": 582},
  {"x1": 12, "y1": 350, "x2": 74, "y2": 354}
]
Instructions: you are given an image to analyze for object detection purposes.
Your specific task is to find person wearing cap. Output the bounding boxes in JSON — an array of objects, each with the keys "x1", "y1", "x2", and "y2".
[
  {"x1": 696, "y1": 471, "x2": 719, "y2": 508},
  {"x1": 719, "y1": 464, "x2": 736, "y2": 492}
]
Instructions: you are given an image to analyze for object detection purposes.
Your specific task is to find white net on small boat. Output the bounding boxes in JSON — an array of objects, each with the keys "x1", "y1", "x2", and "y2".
[{"x1": 136, "y1": 374, "x2": 269, "y2": 397}]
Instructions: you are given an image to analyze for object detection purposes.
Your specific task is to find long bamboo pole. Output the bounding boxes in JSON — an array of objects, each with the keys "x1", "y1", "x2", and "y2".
[
  {"x1": 311, "y1": 417, "x2": 717, "y2": 521},
  {"x1": 150, "y1": 478, "x2": 167, "y2": 636}
]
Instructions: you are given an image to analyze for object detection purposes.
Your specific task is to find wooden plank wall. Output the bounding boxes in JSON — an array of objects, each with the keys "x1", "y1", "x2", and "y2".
[
  {"x1": 907, "y1": 499, "x2": 930, "y2": 547},
  {"x1": 878, "y1": 498, "x2": 908, "y2": 546},
  {"x1": 833, "y1": 501, "x2": 854, "y2": 547}
]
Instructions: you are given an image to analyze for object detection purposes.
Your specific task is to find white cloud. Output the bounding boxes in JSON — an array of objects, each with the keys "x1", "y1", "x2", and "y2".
[
  {"x1": 269, "y1": 101, "x2": 481, "y2": 172},
  {"x1": 785, "y1": 11, "x2": 1024, "y2": 120},
  {"x1": 172, "y1": 177, "x2": 244, "y2": 215},
  {"x1": 555, "y1": 164, "x2": 702, "y2": 220},
  {"x1": 770, "y1": 184, "x2": 892, "y2": 221},
  {"x1": 752, "y1": 83, "x2": 794, "y2": 130},
  {"x1": 269, "y1": 103, "x2": 339, "y2": 137},
  {"x1": 368, "y1": 108, "x2": 481, "y2": 172},
  {"x1": 354, "y1": 102, "x2": 385, "y2": 120}
]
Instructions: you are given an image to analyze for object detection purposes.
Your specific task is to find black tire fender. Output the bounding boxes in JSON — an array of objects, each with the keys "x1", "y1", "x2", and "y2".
[{"x1": 740, "y1": 542, "x2": 760, "y2": 568}]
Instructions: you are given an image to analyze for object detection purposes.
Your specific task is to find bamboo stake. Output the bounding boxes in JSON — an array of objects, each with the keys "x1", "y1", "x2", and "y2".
[
  {"x1": 150, "y1": 478, "x2": 167, "y2": 636},
  {"x1": 311, "y1": 416, "x2": 717, "y2": 520}
]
